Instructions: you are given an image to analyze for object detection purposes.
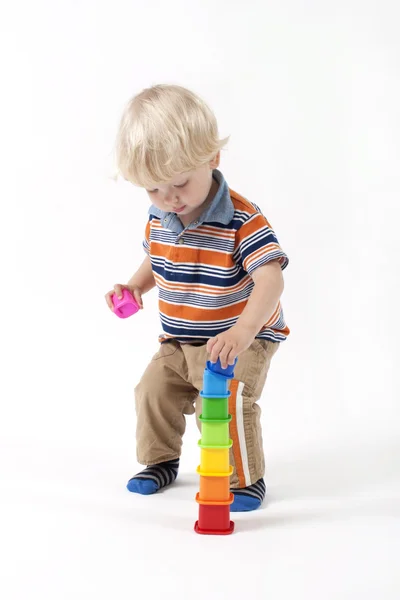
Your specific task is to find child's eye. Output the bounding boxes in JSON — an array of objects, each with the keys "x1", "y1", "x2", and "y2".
[
  {"x1": 147, "y1": 189, "x2": 158, "y2": 194},
  {"x1": 174, "y1": 181, "x2": 188, "y2": 189}
]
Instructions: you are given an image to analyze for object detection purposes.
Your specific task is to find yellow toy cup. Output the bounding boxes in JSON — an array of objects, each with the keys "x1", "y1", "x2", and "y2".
[{"x1": 199, "y1": 443, "x2": 232, "y2": 473}]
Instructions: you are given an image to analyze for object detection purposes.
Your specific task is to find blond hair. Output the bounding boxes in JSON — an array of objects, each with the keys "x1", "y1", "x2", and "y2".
[{"x1": 115, "y1": 84, "x2": 229, "y2": 188}]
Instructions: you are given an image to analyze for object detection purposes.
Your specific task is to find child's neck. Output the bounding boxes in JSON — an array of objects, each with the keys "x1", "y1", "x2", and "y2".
[{"x1": 180, "y1": 177, "x2": 219, "y2": 227}]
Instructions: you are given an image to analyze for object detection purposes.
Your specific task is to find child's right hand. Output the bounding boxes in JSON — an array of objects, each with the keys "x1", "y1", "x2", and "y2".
[{"x1": 104, "y1": 284, "x2": 143, "y2": 312}]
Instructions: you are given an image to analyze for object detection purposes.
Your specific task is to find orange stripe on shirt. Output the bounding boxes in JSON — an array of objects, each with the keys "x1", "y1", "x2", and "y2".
[
  {"x1": 150, "y1": 243, "x2": 236, "y2": 268},
  {"x1": 230, "y1": 191, "x2": 273, "y2": 225},
  {"x1": 243, "y1": 244, "x2": 283, "y2": 272},
  {"x1": 237, "y1": 214, "x2": 272, "y2": 242},
  {"x1": 159, "y1": 299, "x2": 248, "y2": 321}
]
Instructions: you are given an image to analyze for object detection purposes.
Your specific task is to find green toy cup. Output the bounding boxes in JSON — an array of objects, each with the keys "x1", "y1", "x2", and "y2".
[
  {"x1": 201, "y1": 395, "x2": 230, "y2": 420},
  {"x1": 199, "y1": 416, "x2": 231, "y2": 446}
]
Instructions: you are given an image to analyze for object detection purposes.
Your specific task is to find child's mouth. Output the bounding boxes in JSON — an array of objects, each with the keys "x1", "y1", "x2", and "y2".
[{"x1": 173, "y1": 205, "x2": 186, "y2": 213}]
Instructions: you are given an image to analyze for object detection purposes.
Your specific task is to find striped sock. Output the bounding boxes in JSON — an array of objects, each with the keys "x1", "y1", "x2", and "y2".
[
  {"x1": 126, "y1": 458, "x2": 180, "y2": 495},
  {"x1": 230, "y1": 478, "x2": 266, "y2": 512}
]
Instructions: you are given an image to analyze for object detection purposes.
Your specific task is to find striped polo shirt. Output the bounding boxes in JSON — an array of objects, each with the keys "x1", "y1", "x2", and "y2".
[{"x1": 143, "y1": 169, "x2": 289, "y2": 344}]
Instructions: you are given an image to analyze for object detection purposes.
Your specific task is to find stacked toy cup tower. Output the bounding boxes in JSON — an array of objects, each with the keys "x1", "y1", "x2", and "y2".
[{"x1": 194, "y1": 357, "x2": 238, "y2": 535}]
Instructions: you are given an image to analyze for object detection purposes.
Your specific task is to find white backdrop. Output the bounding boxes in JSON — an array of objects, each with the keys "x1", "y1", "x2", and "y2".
[{"x1": 1, "y1": 1, "x2": 399, "y2": 599}]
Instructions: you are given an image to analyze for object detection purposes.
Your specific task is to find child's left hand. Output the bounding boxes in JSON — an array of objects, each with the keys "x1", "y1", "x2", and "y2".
[{"x1": 206, "y1": 324, "x2": 255, "y2": 369}]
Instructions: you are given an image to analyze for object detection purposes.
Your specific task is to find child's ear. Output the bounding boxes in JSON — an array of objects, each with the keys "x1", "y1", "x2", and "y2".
[{"x1": 209, "y1": 151, "x2": 221, "y2": 169}]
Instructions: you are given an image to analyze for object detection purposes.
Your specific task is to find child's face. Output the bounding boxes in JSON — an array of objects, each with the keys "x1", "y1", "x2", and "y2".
[{"x1": 145, "y1": 156, "x2": 219, "y2": 222}]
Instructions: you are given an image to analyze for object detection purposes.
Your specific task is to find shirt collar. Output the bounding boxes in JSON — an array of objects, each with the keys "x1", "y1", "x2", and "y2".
[{"x1": 148, "y1": 169, "x2": 234, "y2": 233}]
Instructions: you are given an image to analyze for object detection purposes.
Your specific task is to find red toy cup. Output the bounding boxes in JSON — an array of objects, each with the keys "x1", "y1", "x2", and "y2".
[
  {"x1": 112, "y1": 289, "x2": 140, "y2": 318},
  {"x1": 194, "y1": 503, "x2": 234, "y2": 535}
]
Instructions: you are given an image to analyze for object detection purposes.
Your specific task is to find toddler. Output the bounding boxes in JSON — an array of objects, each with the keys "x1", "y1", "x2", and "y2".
[{"x1": 105, "y1": 84, "x2": 289, "y2": 511}]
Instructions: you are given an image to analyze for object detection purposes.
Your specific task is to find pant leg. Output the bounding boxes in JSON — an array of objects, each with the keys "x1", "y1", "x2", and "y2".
[
  {"x1": 135, "y1": 341, "x2": 198, "y2": 465},
  {"x1": 183, "y1": 340, "x2": 279, "y2": 488},
  {"x1": 227, "y1": 339, "x2": 279, "y2": 487}
]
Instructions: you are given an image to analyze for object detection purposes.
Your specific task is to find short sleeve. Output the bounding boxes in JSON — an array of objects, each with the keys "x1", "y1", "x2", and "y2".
[
  {"x1": 235, "y1": 212, "x2": 289, "y2": 274},
  {"x1": 143, "y1": 219, "x2": 151, "y2": 255}
]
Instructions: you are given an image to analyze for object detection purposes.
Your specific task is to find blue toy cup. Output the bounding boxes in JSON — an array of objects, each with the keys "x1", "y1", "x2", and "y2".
[
  {"x1": 207, "y1": 357, "x2": 238, "y2": 377},
  {"x1": 202, "y1": 368, "x2": 230, "y2": 396}
]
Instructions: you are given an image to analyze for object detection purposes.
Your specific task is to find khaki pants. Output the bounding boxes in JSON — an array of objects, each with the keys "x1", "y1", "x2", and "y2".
[{"x1": 134, "y1": 339, "x2": 279, "y2": 488}]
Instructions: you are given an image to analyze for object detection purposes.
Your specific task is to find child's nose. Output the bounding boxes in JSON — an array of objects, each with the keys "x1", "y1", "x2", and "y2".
[{"x1": 164, "y1": 191, "x2": 177, "y2": 204}]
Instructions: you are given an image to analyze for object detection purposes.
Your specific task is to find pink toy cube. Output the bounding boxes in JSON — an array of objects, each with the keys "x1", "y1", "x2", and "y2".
[{"x1": 112, "y1": 289, "x2": 140, "y2": 318}]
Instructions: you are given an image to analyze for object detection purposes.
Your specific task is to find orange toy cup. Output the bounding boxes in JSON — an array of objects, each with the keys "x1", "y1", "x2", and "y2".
[{"x1": 199, "y1": 474, "x2": 231, "y2": 502}]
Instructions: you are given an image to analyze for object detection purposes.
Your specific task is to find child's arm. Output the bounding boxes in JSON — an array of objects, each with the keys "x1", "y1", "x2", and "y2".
[
  {"x1": 105, "y1": 255, "x2": 156, "y2": 311},
  {"x1": 206, "y1": 260, "x2": 284, "y2": 368},
  {"x1": 126, "y1": 255, "x2": 156, "y2": 295},
  {"x1": 234, "y1": 260, "x2": 284, "y2": 335}
]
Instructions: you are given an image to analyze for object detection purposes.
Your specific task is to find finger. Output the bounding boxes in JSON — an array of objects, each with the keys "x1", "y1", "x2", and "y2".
[
  {"x1": 114, "y1": 284, "x2": 124, "y2": 299},
  {"x1": 226, "y1": 347, "x2": 238, "y2": 366},
  {"x1": 105, "y1": 292, "x2": 115, "y2": 311},
  {"x1": 219, "y1": 345, "x2": 233, "y2": 369},
  {"x1": 206, "y1": 336, "x2": 218, "y2": 354},
  {"x1": 207, "y1": 336, "x2": 220, "y2": 357},
  {"x1": 210, "y1": 339, "x2": 226, "y2": 364}
]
